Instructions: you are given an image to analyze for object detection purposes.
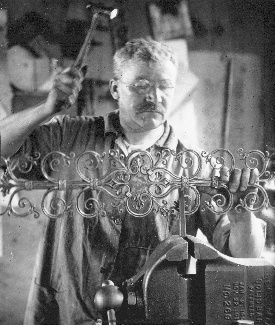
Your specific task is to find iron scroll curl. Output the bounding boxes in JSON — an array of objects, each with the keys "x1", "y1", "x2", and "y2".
[{"x1": 0, "y1": 148, "x2": 274, "y2": 219}]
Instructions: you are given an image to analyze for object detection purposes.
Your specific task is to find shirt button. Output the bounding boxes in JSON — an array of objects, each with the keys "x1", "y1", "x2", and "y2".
[{"x1": 114, "y1": 218, "x2": 122, "y2": 225}]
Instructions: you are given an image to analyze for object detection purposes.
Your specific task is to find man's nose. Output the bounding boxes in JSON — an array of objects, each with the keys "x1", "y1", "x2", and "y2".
[{"x1": 146, "y1": 86, "x2": 163, "y2": 103}]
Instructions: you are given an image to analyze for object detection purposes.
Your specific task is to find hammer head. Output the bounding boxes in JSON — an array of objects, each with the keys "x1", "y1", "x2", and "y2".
[{"x1": 86, "y1": 5, "x2": 118, "y2": 19}]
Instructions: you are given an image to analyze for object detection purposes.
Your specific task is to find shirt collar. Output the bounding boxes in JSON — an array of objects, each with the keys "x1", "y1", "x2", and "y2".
[
  {"x1": 103, "y1": 110, "x2": 178, "y2": 151},
  {"x1": 154, "y1": 120, "x2": 178, "y2": 151},
  {"x1": 104, "y1": 110, "x2": 122, "y2": 135}
]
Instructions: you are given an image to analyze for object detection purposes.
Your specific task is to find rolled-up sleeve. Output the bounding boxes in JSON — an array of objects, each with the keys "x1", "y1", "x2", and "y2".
[
  {"x1": 213, "y1": 213, "x2": 267, "y2": 256},
  {"x1": 212, "y1": 214, "x2": 231, "y2": 255}
]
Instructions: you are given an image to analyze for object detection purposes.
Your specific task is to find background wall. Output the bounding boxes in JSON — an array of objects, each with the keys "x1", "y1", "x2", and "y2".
[{"x1": 1, "y1": 0, "x2": 275, "y2": 324}]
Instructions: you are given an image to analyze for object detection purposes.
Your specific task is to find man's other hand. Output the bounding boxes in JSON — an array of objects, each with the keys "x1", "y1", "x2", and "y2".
[
  {"x1": 198, "y1": 166, "x2": 259, "y2": 212},
  {"x1": 219, "y1": 166, "x2": 259, "y2": 193}
]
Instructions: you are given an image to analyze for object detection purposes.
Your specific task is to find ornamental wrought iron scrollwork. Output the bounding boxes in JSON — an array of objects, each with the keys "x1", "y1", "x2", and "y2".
[
  {"x1": 1, "y1": 148, "x2": 275, "y2": 219},
  {"x1": 236, "y1": 148, "x2": 274, "y2": 213}
]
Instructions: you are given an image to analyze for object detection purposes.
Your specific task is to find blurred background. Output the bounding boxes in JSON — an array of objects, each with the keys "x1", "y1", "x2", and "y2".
[{"x1": 0, "y1": 0, "x2": 275, "y2": 323}]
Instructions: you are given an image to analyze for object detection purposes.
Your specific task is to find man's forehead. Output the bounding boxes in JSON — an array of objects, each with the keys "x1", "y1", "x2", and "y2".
[
  {"x1": 120, "y1": 58, "x2": 177, "y2": 78},
  {"x1": 125, "y1": 57, "x2": 175, "y2": 67}
]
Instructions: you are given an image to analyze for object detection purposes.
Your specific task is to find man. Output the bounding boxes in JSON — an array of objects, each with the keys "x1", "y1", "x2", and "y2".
[{"x1": 0, "y1": 39, "x2": 265, "y2": 324}]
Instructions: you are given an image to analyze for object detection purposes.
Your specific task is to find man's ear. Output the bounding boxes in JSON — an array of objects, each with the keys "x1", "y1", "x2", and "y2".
[{"x1": 109, "y1": 79, "x2": 119, "y2": 100}]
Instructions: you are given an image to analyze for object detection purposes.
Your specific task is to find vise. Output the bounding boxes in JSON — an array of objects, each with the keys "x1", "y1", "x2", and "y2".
[{"x1": 94, "y1": 235, "x2": 275, "y2": 325}]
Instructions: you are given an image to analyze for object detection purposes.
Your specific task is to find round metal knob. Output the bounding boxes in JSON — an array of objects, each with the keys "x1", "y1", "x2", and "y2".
[{"x1": 94, "y1": 280, "x2": 124, "y2": 311}]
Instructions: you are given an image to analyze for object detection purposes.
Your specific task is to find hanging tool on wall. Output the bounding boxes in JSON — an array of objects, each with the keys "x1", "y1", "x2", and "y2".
[{"x1": 221, "y1": 55, "x2": 233, "y2": 149}]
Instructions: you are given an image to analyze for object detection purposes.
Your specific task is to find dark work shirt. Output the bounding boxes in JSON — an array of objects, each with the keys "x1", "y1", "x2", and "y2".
[{"x1": 19, "y1": 111, "x2": 232, "y2": 325}]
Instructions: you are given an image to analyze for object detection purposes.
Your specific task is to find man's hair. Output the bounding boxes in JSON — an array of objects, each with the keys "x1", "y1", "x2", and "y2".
[{"x1": 113, "y1": 38, "x2": 178, "y2": 78}]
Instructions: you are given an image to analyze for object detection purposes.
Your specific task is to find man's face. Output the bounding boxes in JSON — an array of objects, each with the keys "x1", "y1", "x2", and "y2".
[{"x1": 112, "y1": 58, "x2": 177, "y2": 133}]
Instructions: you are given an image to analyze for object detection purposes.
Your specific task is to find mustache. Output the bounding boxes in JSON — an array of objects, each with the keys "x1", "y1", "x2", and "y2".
[{"x1": 137, "y1": 102, "x2": 164, "y2": 113}]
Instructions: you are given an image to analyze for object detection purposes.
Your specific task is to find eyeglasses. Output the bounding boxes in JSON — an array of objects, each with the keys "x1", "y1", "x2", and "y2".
[{"x1": 119, "y1": 79, "x2": 175, "y2": 95}]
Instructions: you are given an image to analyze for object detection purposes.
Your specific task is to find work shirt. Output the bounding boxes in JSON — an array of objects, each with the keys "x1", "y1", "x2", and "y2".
[{"x1": 20, "y1": 110, "x2": 232, "y2": 325}]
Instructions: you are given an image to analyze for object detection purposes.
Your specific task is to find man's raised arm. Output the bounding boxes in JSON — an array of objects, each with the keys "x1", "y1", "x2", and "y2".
[{"x1": 0, "y1": 67, "x2": 83, "y2": 158}]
